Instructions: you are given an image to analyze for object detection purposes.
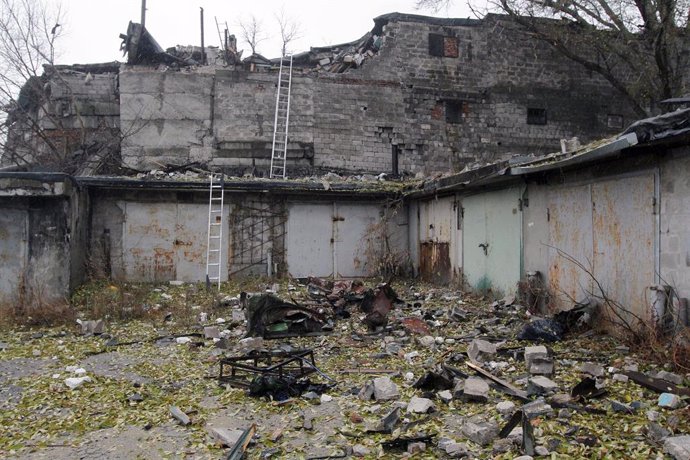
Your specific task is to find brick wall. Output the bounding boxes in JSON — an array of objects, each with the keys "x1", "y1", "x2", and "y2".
[{"x1": 68, "y1": 14, "x2": 640, "y2": 175}]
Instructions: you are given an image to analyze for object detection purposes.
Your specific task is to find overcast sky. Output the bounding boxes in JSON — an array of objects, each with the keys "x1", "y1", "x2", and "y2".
[{"x1": 49, "y1": 0, "x2": 474, "y2": 65}]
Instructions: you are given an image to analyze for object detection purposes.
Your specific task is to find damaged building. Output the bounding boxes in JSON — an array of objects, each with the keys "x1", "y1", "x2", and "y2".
[
  {"x1": 1, "y1": 11, "x2": 689, "y2": 336},
  {"x1": 4, "y1": 13, "x2": 637, "y2": 176}
]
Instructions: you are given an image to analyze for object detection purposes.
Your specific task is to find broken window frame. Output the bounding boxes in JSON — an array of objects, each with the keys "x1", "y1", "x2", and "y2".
[
  {"x1": 527, "y1": 108, "x2": 547, "y2": 125},
  {"x1": 607, "y1": 114, "x2": 624, "y2": 129},
  {"x1": 428, "y1": 33, "x2": 459, "y2": 58},
  {"x1": 445, "y1": 100, "x2": 466, "y2": 124}
]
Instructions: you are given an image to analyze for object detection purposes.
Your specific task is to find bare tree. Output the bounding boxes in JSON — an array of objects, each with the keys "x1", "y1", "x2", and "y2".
[
  {"x1": 417, "y1": 0, "x2": 690, "y2": 116},
  {"x1": 0, "y1": 0, "x2": 63, "y2": 167},
  {"x1": 274, "y1": 6, "x2": 301, "y2": 56},
  {"x1": 415, "y1": 0, "x2": 453, "y2": 13},
  {"x1": 237, "y1": 14, "x2": 267, "y2": 56}
]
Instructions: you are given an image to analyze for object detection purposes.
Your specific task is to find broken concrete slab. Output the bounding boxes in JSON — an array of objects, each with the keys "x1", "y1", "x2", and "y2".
[
  {"x1": 468, "y1": 339, "x2": 497, "y2": 362},
  {"x1": 238, "y1": 337, "x2": 264, "y2": 353},
  {"x1": 656, "y1": 371, "x2": 684, "y2": 386},
  {"x1": 658, "y1": 393, "x2": 683, "y2": 409},
  {"x1": 529, "y1": 357, "x2": 555, "y2": 375},
  {"x1": 462, "y1": 376, "x2": 490, "y2": 402},
  {"x1": 373, "y1": 376, "x2": 399, "y2": 401},
  {"x1": 496, "y1": 400, "x2": 516, "y2": 416},
  {"x1": 64, "y1": 376, "x2": 91, "y2": 389},
  {"x1": 524, "y1": 345, "x2": 548, "y2": 368},
  {"x1": 441, "y1": 439, "x2": 468, "y2": 458},
  {"x1": 462, "y1": 417, "x2": 499, "y2": 446},
  {"x1": 209, "y1": 427, "x2": 244, "y2": 446},
  {"x1": 78, "y1": 319, "x2": 105, "y2": 335},
  {"x1": 408, "y1": 441, "x2": 426, "y2": 454},
  {"x1": 580, "y1": 362, "x2": 605, "y2": 377},
  {"x1": 613, "y1": 373, "x2": 629, "y2": 383},
  {"x1": 203, "y1": 326, "x2": 220, "y2": 339},
  {"x1": 438, "y1": 390, "x2": 453, "y2": 403},
  {"x1": 170, "y1": 406, "x2": 191, "y2": 426},
  {"x1": 528, "y1": 376, "x2": 558, "y2": 395},
  {"x1": 522, "y1": 398, "x2": 554, "y2": 419},
  {"x1": 664, "y1": 435, "x2": 690, "y2": 460},
  {"x1": 352, "y1": 444, "x2": 370, "y2": 457},
  {"x1": 407, "y1": 396, "x2": 436, "y2": 414}
]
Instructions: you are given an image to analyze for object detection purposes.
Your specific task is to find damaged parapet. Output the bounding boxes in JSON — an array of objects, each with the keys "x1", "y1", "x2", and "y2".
[{"x1": 120, "y1": 22, "x2": 240, "y2": 67}]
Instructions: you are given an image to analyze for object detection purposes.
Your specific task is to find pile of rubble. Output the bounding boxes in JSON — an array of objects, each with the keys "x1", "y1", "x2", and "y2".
[{"x1": 2, "y1": 279, "x2": 689, "y2": 459}]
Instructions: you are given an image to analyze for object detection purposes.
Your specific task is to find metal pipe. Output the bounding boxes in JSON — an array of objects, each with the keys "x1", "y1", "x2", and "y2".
[
  {"x1": 140, "y1": 0, "x2": 146, "y2": 28},
  {"x1": 200, "y1": 7, "x2": 206, "y2": 65}
]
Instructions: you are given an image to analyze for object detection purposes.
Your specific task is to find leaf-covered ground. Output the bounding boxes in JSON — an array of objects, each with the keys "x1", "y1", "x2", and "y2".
[{"x1": 0, "y1": 279, "x2": 688, "y2": 459}]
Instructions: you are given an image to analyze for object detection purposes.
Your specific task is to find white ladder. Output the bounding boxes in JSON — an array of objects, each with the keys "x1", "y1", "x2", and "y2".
[
  {"x1": 205, "y1": 173, "x2": 224, "y2": 290},
  {"x1": 270, "y1": 54, "x2": 293, "y2": 179}
]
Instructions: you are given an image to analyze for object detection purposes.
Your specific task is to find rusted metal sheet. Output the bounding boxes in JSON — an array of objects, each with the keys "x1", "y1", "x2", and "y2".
[
  {"x1": 419, "y1": 241, "x2": 451, "y2": 284},
  {"x1": 592, "y1": 174, "x2": 655, "y2": 323},
  {"x1": 545, "y1": 174, "x2": 656, "y2": 322},
  {"x1": 287, "y1": 202, "x2": 387, "y2": 278},
  {"x1": 123, "y1": 203, "x2": 176, "y2": 282},
  {"x1": 286, "y1": 203, "x2": 333, "y2": 278},
  {"x1": 546, "y1": 184, "x2": 594, "y2": 310},
  {"x1": 418, "y1": 197, "x2": 458, "y2": 283},
  {"x1": 463, "y1": 188, "x2": 522, "y2": 296},
  {"x1": 176, "y1": 203, "x2": 230, "y2": 282},
  {"x1": 0, "y1": 208, "x2": 27, "y2": 304},
  {"x1": 123, "y1": 202, "x2": 230, "y2": 282},
  {"x1": 334, "y1": 203, "x2": 380, "y2": 277}
]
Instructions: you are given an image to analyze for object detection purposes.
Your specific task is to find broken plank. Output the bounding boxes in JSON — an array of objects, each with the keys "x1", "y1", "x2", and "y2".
[
  {"x1": 466, "y1": 360, "x2": 529, "y2": 401},
  {"x1": 624, "y1": 371, "x2": 690, "y2": 396},
  {"x1": 226, "y1": 424, "x2": 256, "y2": 460},
  {"x1": 341, "y1": 369, "x2": 399, "y2": 375}
]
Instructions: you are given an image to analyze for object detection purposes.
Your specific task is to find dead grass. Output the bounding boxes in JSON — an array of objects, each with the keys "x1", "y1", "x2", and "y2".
[{"x1": 0, "y1": 299, "x2": 76, "y2": 328}]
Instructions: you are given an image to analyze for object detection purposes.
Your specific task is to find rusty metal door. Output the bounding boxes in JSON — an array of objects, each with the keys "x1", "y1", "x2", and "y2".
[
  {"x1": 418, "y1": 197, "x2": 455, "y2": 284},
  {"x1": 123, "y1": 203, "x2": 177, "y2": 282},
  {"x1": 462, "y1": 188, "x2": 522, "y2": 296},
  {"x1": 0, "y1": 208, "x2": 27, "y2": 304},
  {"x1": 286, "y1": 203, "x2": 333, "y2": 278},
  {"x1": 176, "y1": 203, "x2": 230, "y2": 282},
  {"x1": 592, "y1": 174, "x2": 655, "y2": 322},
  {"x1": 334, "y1": 203, "x2": 380, "y2": 277},
  {"x1": 546, "y1": 184, "x2": 594, "y2": 308},
  {"x1": 123, "y1": 202, "x2": 230, "y2": 282}
]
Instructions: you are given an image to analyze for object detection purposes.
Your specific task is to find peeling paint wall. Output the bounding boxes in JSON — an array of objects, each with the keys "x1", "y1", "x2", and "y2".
[{"x1": 0, "y1": 176, "x2": 86, "y2": 306}]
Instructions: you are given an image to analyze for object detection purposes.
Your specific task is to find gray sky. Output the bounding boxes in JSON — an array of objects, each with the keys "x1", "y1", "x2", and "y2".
[{"x1": 50, "y1": 0, "x2": 474, "y2": 65}]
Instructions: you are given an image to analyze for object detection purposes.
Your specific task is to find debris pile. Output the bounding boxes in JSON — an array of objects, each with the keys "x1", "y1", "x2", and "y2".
[{"x1": 1, "y1": 279, "x2": 689, "y2": 459}]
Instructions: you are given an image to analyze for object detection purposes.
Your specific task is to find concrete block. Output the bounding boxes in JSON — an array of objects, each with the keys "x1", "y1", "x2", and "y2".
[
  {"x1": 462, "y1": 376, "x2": 489, "y2": 402},
  {"x1": 664, "y1": 435, "x2": 690, "y2": 460}
]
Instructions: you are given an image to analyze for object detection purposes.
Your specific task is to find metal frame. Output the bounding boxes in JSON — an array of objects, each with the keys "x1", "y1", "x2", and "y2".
[{"x1": 218, "y1": 349, "x2": 316, "y2": 388}]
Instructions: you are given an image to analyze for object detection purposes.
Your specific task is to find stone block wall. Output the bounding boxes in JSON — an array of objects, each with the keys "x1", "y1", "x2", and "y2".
[
  {"x1": 660, "y1": 149, "x2": 690, "y2": 300},
  {"x1": 49, "y1": 14, "x2": 640, "y2": 176},
  {"x1": 120, "y1": 69, "x2": 214, "y2": 169}
]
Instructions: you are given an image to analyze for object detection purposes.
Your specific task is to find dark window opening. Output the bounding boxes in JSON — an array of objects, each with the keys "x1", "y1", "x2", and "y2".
[
  {"x1": 429, "y1": 33, "x2": 459, "y2": 58},
  {"x1": 392, "y1": 145, "x2": 400, "y2": 175},
  {"x1": 527, "y1": 108, "x2": 547, "y2": 125},
  {"x1": 446, "y1": 101, "x2": 466, "y2": 123},
  {"x1": 607, "y1": 114, "x2": 623, "y2": 129},
  {"x1": 429, "y1": 33, "x2": 444, "y2": 56}
]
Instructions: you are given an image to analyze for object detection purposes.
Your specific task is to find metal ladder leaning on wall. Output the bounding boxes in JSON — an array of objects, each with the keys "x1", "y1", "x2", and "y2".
[
  {"x1": 205, "y1": 173, "x2": 224, "y2": 290},
  {"x1": 270, "y1": 54, "x2": 293, "y2": 179}
]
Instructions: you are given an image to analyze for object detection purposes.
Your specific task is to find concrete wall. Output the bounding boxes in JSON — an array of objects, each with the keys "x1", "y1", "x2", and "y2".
[
  {"x1": 0, "y1": 175, "x2": 86, "y2": 305},
  {"x1": 660, "y1": 149, "x2": 690, "y2": 301},
  {"x1": 113, "y1": 14, "x2": 638, "y2": 176},
  {"x1": 89, "y1": 189, "x2": 406, "y2": 282}
]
